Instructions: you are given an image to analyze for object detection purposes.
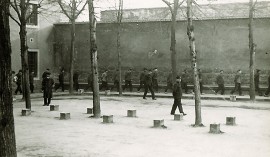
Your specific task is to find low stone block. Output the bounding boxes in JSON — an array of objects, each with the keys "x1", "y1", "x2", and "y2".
[
  {"x1": 87, "y1": 108, "x2": 93, "y2": 114},
  {"x1": 105, "y1": 90, "x2": 111, "y2": 96},
  {"x1": 174, "y1": 114, "x2": 183, "y2": 121},
  {"x1": 209, "y1": 123, "x2": 222, "y2": 134},
  {"x1": 60, "y1": 112, "x2": 70, "y2": 120},
  {"x1": 230, "y1": 95, "x2": 236, "y2": 102},
  {"x1": 22, "y1": 109, "x2": 31, "y2": 116},
  {"x1": 50, "y1": 105, "x2": 59, "y2": 111},
  {"x1": 226, "y1": 117, "x2": 236, "y2": 125},
  {"x1": 103, "y1": 115, "x2": 113, "y2": 123},
  {"x1": 127, "y1": 110, "x2": 136, "y2": 117},
  {"x1": 153, "y1": 119, "x2": 164, "y2": 128}
]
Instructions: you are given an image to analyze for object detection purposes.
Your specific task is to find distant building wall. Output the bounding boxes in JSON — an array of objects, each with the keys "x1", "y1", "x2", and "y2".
[
  {"x1": 54, "y1": 18, "x2": 270, "y2": 85},
  {"x1": 10, "y1": 1, "x2": 62, "y2": 90}
]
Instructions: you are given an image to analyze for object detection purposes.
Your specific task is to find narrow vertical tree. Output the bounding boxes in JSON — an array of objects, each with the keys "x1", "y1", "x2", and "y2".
[
  {"x1": 249, "y1": 0, "x2": 256, "y2": 101},
  {"x1": 88, "y1": 0, "x2": 101, "y2": 118},
  {"x1": 57, "y1": 0, "x2": 88, "y2": 94},
  {"x1": 9, "y1": 0, "x2": 41, "y2": 110},
  {"x1": 186, "y1": 0, "x2": 203, "y2": 126},
  {"x1": 162, "y1": 0, "x2": 184, "y2": 82},
  {"x1": 116, "y1": 0, "x2": 123, "y2": 96},
  {"x1": 0, "y1": 0, "x2": 17, "y2": 155}
]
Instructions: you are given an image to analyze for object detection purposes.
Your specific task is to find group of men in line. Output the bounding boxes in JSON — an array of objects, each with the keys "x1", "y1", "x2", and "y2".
[
  {"x1": 95, "y1": 68, "x2": 270, "y2": 97},
  {"x1": 12, "y1": 67, "x2": 270, "y2": 107}
]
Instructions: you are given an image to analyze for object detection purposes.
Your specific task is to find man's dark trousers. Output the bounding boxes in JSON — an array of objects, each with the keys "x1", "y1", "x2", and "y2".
[
  {"x1": 215, "y1": 84, "x2": 225, "y2": 95},
  {"x1": 170, "y1": 98, "x2": 183, "y2": 114},
  {"x1": 143, "y1": 85, "x2": 155, "y2": 99},
  {"x1": 231, "y1": 83, "x2": 242, "y2": 95}
]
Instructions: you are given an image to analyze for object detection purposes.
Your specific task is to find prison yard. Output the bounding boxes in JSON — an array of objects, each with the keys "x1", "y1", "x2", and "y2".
[
  {"x1": 14, "y1": 95, "x2": 270, "y2": 157},
  {"x1": 1, "y1": 0, "x2": 270, "y2": 157}
]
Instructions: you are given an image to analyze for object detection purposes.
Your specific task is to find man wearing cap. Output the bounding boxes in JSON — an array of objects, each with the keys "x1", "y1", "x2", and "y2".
[
  {"x1": 171, "y1": 76, "x2": 186, "y2": 115},
  {"x1": 137, "y1": 68, "x2": 147, "y2": 92},
  {"x1": 215, "y1": 70, "x2": 225, "y2": 95},
  {"x1": 230, "y1": 69, "x2": 243, "y2": 96},
  {"x1": 143, "y1": 69, "x2": 156, "y2": 100},
  {"x1": 123, "y1": 68, "x2": 133, "y2": 92},
  {"x1": 42, "y1": 73, "x2": 54, "y2": 106}
]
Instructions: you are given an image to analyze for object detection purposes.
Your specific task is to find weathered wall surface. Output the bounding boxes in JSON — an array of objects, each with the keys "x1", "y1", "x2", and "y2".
[{"x1": 54, "y1": 18, "x2": 270, "y2": 85}]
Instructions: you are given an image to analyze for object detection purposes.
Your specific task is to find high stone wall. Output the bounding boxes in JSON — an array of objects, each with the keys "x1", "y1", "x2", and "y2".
[{"x1": 53, "y1": 18, "x2": 270, "y2": 85}]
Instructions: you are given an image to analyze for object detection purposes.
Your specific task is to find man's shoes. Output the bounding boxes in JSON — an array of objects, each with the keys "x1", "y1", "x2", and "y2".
[
  {"x1": 152, "y1": 98, "x2": 156, "y2": 100},
  {"x1": 143, "y1": 97, "x2": 146, "y2": 99},
  {"x1": 170, "y1": 113, "x2": 174, "y2": 115},
  {"x1": 42, "y1": 104, "x2": 47, "y2": 106},
  {"x1": 182, "y1": 113, "x2": 187, "y2": 116}
]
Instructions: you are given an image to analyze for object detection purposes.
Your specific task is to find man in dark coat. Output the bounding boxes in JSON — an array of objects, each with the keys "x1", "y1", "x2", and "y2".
[
  {"x1": 264, "y1": 74, "x2": 270, "y2": 97},
  {"x1": 170, "y1": 76, "x2": 186, "y2": 115},
  {"x1": 42, "y1": 68, "x2": 50, "y2": 80},
  {"x1": 230, "y1": 69, "x2": 242, "y2": 96},
  {"x1": 111, "y1": 70, "x2": 119, "y2": 92},
  {"x1": 73, "y1": 71, "x2": 79, "y2": 91},
  {"x1": 152, "y1": 68, "x2": 158, "y2": 92},
  {"x1": 14, "y1": 70, "x2": 23, "y2": 95},
  {"x1": 215, "y1": 70, "x2": 225, "y2": 95},
  {"x1": 29, "y1": 71, "x2": 35, "y2": 93},
  {"x1": 137, "y1": 68, "x2": 147, "y2": 92},
  {"x1": 55, "y1": 69, "x2": 65, "y2": 92},
  {"x1": 164, "y1": 71, "x2": 173, "y2": 93},
  {"x1": 181, "y1": 70, "x2": 189, "y2": 94},
  {"x1": 143, "y1": 69, "x2": 156, "y2": 100},
  {"x1": 254, "y1": 69, "x2": 262, "y2": 96},
  {"x1": 123, "y1": 68, "x2": 133, "y2": 92},
  {"x1": 42, "y1": 73, "x2": 54, "y2": 106}
]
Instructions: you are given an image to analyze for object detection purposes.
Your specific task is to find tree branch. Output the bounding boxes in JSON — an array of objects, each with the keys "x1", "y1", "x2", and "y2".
[
  {"x1": 178, "y1": 0, "x2": 185, "y2": 8},
  {"x1": 162, "y1": 0, "x2": 173, "y2": 13},
  {"x1": 74, "y1": 0, "x2": 88, "y2": 19},
  {"x1": 9, "y1": 13, "x2": 21, "y2": 26},
  {"x1": 57, "y1": 0, "x2": 72, "y2": 21},
  {"x1": 10, "y1": 0, "x2": 21, "y2": 19}
]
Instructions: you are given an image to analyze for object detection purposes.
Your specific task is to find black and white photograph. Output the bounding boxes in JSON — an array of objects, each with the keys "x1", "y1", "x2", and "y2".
[{"x1": 0, "y1": 0, "x2": 270, "y2": 156}]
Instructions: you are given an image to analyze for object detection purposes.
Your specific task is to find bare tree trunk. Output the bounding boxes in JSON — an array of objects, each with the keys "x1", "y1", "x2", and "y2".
[
  {"x1": 88, "y1": 0, "x2": 101, "y2": 118},
  {"x1": 19, "y1": 25, "x2": 31, "y2": 110},
  {"x1": 187, "y1": 0, "x2": 202, "y2": 126},
  {"x1": 117, "y1": 0, "x2": 123, "y2": 96},
  {"x1": 249, "y1": 0, "x2": 255, "y2": 101},
  {"x1": 19, "y1": 0, "x2": 31, "y2": 110},
  {"x1": 0, "y1": 0, "x2": 17, "y2": 155},
  {"x1": 170, "y1": 0, "x2": 178, "y2": 83},
  {"x1": 162, "y1": 0, "x2": 180, "y2": 83},
  {"x1": 69, "y1": 19, "x2": 75, "y2": 94}
]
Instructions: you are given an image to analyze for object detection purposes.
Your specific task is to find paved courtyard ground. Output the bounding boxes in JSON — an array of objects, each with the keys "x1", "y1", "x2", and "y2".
[{"x1": 14, "y1": 95, "x2": 270, "y2": 157}]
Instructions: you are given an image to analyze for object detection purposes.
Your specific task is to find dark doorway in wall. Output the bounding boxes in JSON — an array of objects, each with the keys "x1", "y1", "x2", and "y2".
[{"x1": 28, "y1": 50, "x2": 38, "y2": 77}]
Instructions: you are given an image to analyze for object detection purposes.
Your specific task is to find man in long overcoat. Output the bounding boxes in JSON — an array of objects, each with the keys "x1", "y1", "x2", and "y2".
[{"x1": 42, "y1": 73, "x2": 54, "y2": 106}]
